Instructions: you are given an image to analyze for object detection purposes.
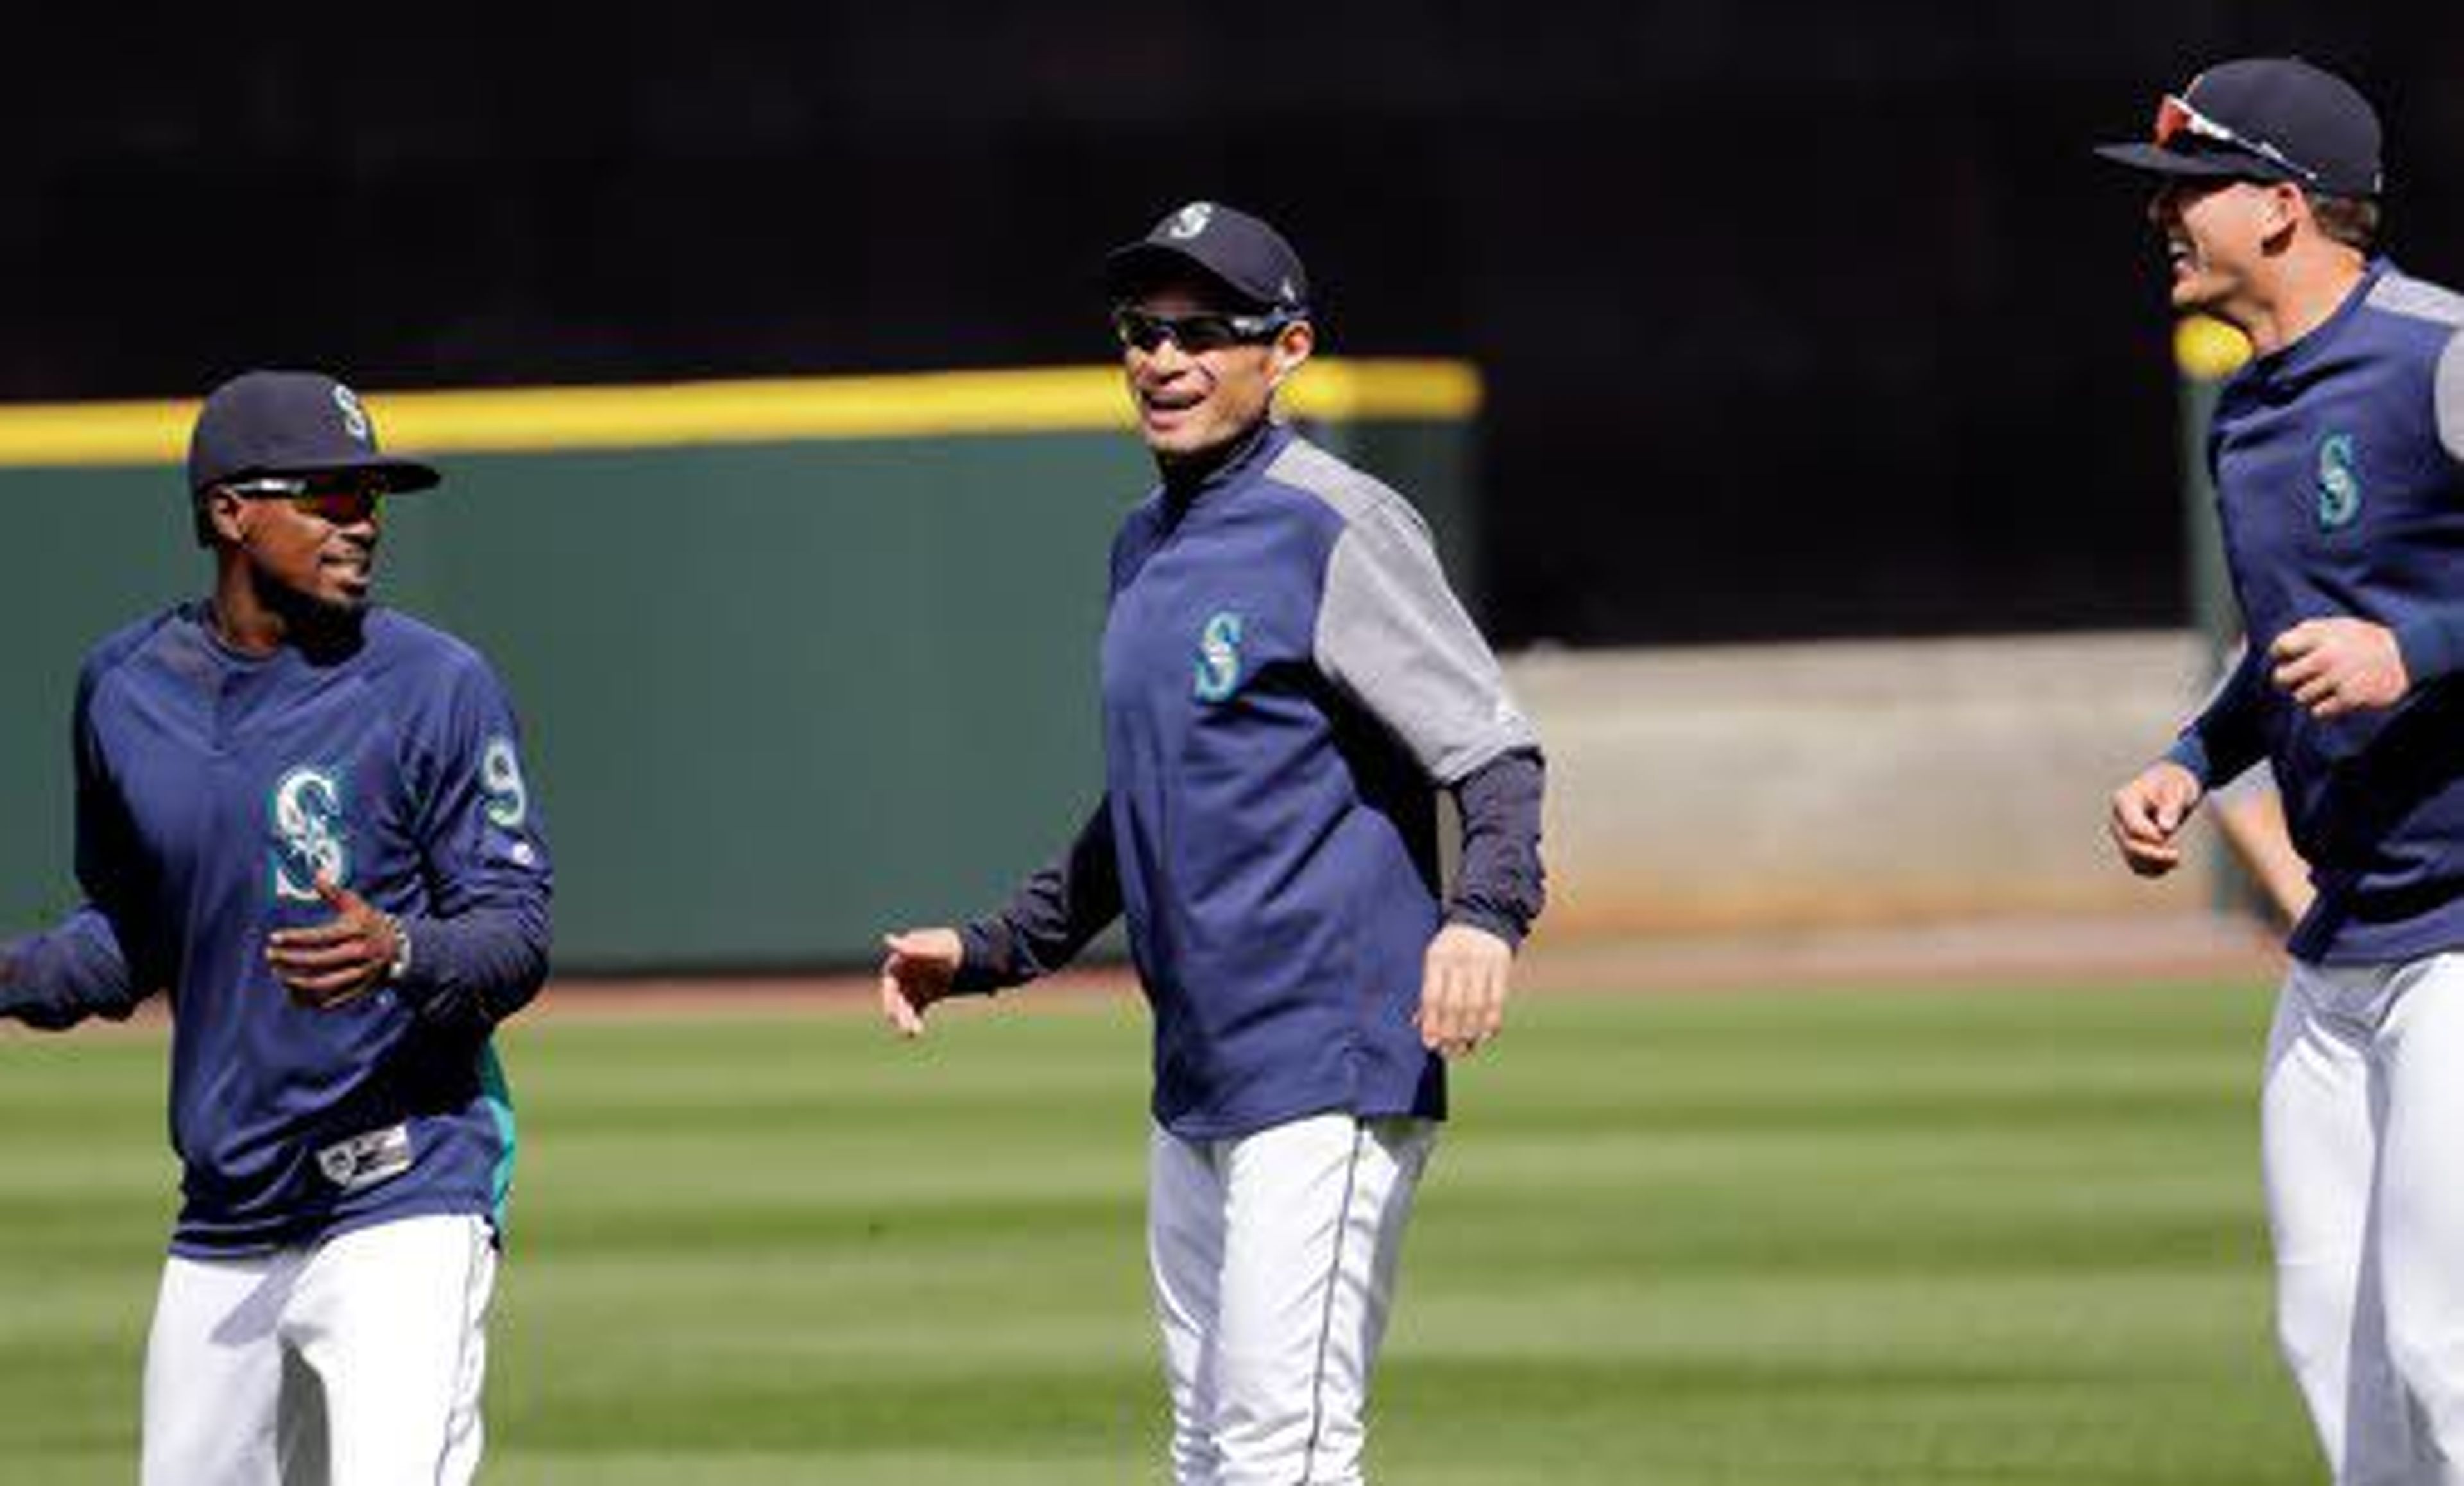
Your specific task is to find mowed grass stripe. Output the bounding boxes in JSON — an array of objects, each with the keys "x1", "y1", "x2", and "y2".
[{"x1": 0, "y1": 978, "x2": 2313, "y2": 1483}]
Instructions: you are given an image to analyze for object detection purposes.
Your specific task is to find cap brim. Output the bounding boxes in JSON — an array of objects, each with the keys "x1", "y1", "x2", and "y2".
[
  {"x1": 368, "y1": 457, "x2": 441, "y2": 493},
  {"x1": 1102, "y1": 241, "x2": 1277, "y2": 310},
  {"x1": 2093, "y1": 141, "x2": 2283, "y2": 182},
  {"x1": 255, "y1": 452, "x2": 442, "y2": 493}
]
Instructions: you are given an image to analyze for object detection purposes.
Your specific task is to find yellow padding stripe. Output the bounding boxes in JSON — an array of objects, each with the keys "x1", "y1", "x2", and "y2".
[{"x1": 0, "y1": 359, "x2": 1481, "y2": 466}]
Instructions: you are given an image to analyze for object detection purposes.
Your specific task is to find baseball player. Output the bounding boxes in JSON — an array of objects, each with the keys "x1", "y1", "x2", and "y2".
[
  {"x1": 877, "y1": 201, "x2": 1546, "y2": 1485},
  {"x1": 2099, "y1": 59, "x2": 2464, "y2": 1481},
  {"x1": 0, "y1": 370, "x2": 553, "y2": 1485}
]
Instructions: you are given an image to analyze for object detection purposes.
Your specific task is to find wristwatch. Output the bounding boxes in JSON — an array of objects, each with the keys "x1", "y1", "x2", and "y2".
[{"x1": 383, "y1": 914, "x2": 413, "y2": 984}]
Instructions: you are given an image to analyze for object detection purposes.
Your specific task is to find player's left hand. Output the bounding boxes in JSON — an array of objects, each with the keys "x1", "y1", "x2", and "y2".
[
  {"x1": 267, "y1": 873, "x2": 400, "y2": 1011},
  {"x1": 1417, "y1": 922, "x2": 1513, "y2": 1059},
  {"x1": 2270, "y1": 617, "x2": 2411, "y2": 719}
]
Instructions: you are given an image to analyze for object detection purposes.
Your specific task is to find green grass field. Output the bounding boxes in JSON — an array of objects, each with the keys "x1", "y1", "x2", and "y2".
[{"x1": 0, "y1": 977, "x2": 2318, "y2": 1484}]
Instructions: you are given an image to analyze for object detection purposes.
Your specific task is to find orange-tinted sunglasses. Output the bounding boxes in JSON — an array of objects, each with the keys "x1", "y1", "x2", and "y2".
[{"x1": 2150, "y1": 94, "x2": 2320, "y2": 185}]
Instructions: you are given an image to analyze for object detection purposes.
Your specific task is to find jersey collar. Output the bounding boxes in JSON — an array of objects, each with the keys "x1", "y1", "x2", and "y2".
[
  {"x1": 1159, "y1": 418, "x2": 1291, "y2": 509},
  {"x1": 2245, "y1": 255, "x2": 2391, "y2": 384}
]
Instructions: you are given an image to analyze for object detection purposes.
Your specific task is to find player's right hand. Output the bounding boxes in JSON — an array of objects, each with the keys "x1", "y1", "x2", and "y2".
[
  {"x1": 878, "y1": 928, "x2": 963, "y2": 1038},
  {"x1": 2107, "y1": 760, "x2": 2205, "y2": 878}
]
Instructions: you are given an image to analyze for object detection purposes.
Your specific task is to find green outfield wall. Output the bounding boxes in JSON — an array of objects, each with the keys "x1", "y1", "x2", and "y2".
[{"x1": 0, "y1": 363, "x2": 1480, "y2": 973}]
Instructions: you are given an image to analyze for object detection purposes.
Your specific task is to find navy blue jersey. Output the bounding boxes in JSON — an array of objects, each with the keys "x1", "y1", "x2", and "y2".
[
  {"x1": 955, "y1": 424, "x2": 1543, "y2": 1135},
  {"x1": 3, "y1": 603, "x2": 552, "y2": 1254},
  {"x1": 1095, "y1": 425, "x2": 1536, "y2": 1136},
  {"x1": 2171, "y1": 260, "x2": 2464, "y2": 963}
]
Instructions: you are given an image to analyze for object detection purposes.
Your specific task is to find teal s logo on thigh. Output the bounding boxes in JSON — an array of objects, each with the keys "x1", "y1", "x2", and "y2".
[
  {"x1": 270, "y1": 764, "x2": 349, "y2": 902},
  {"x1": 2317, "y1": 432, "x2": 2363, "y2": 531},
  {"x1": 1194, "y1": 611, "x2": 1245, "y2": 703}
]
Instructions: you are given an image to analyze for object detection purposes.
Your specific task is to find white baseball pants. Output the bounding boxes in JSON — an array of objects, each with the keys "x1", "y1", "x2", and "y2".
[
  {"x1": 1148, "y1": 1112, "x2": 1437, "y2": 1486},
  {"x1": 2266, "y1": 953, "x2": 2464, "y2": 1485},
  {"x1": 141, "y1": 1213, "x2": 497, "y2": 1486}
]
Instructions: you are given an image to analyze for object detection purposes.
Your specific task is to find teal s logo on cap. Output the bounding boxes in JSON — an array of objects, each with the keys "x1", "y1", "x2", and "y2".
[
  {"x1": 1194, "y1": 610, "x2": 1244, "y2": 703},
  {"x1": 2317, "y1": 432, "x2": 2363, "y2": 530},
  {"x1": 1167, "y1": 202, "x2": 1214, "y2": 241},
  {"x1": 332, "y1": 383, "x2": 371, "y2": 443}
]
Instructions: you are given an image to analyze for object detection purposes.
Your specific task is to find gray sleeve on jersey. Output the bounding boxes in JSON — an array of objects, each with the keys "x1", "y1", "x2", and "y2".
[
  {"x1": 1314, "y1": 499, "x2": 1539, "y2": 784},
  {"x1": 2438, "y1": 330, "x2": 2464, "y2": 466}
]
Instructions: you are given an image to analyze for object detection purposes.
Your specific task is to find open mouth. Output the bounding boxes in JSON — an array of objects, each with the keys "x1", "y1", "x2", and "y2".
[{"x1": 1140, "y1": 388, "x2": 1204, "y2": 415}]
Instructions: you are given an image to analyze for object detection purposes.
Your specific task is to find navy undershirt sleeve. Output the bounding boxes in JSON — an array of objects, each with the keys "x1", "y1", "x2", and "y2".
[
  {"x1": 386, "y1": 655, "x2": 554, "y2": 1032},
  {"x1": 391, "y1": 902, "x2": 551, "y2": 1033},
  {"x1": 954, "y1": 799, "x2": 1124, "y2": 994},
  {"x1": 0, "y1": 909, "x2": 146, "y2": 1029},
  {"x1": 1, "y1": 662, "x2": 163, "y2": 1029},
  {"x1": 2395, "y1": 611, "x2": 2464, "y2": 686},
  {"x1": 1446, "y1": 747, "x2": 1547, "y2": 947},
  {"x1": 2166, "y1": 643, "x2": 2270, "y2": 789}
]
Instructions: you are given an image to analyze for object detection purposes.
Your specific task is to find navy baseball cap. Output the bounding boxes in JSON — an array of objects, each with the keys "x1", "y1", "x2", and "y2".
[
  {"x1": 187, "y1": 370, "x2": 441, "y2": 496},
  {"x1": 1104, "y1": 201, "x2": 1310, "y2": 314},
  {"x1": 2096, "y1": 58, "x2": 2382, "y2": 198}
]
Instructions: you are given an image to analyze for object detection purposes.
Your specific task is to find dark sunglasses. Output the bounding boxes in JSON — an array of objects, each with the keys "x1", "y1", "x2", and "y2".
[
  {"x1": 221, "y1": 475, "x2": 387, "y2": 525},
  {"x1": 1111, "y1": 305, "x2": 1297, "y2": 354}
]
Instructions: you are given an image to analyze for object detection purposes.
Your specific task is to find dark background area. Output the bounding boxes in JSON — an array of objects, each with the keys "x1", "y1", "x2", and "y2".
[{"x1": 5, "y1": 3, "x2": 2459, "y2": 646}]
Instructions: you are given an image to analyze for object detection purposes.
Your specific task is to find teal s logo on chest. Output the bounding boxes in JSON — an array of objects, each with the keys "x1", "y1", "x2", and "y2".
[
  {"x1": 270, "y1": 764, "x2": 349, "y2": 902},
  {"x1": 1194, "y1": 611, "x2": 1245, "y2": 703},
  {"x1": 2316, "y1": 432, "x2": 2363, "y2": 531}
]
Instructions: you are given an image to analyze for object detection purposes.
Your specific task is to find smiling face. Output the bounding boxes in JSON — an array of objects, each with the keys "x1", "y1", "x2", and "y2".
[
  {"x1": 1118, "y1": 278, "x2": 1313, "y2": 469},
  {"x1": 203, "y1": 477, "x2": 386, "y2": 639},
  {"x1": 2148, "y1": 176, "x2": 2295, "y2": 318}
]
